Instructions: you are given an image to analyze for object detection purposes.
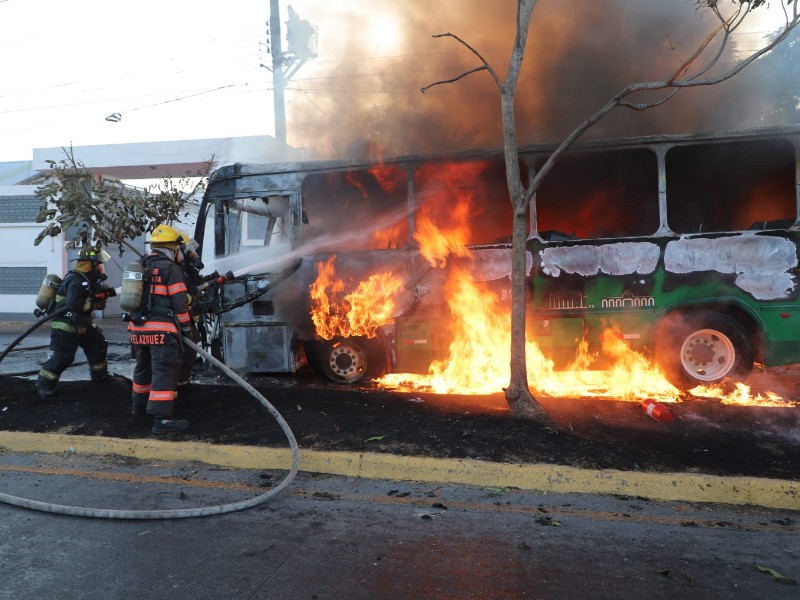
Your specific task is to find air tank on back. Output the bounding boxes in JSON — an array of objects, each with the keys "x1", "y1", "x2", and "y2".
[
  {"x1": 119, "y1": 261, "x2": 146, "y2": 313},
  {"x1": 34, "y1": 274, "x2": 62, "y2": 314}
]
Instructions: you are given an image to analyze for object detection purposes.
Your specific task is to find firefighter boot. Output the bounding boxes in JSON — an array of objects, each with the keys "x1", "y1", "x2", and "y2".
[
  {"x1": 91, "y1": 369, "x2": 109, "y2": 383},
  {"x1": 152, "y1": 416, "x2": 189, "y2": 434},
  {"x1": 35, "y1": 375, "x2": 57, "y2": 398}
]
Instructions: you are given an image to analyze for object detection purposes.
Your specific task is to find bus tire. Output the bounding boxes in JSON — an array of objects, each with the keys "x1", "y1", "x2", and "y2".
[
  {"x1": 654, "y1": 311, "x2": 754, "y2": 390},
  {"x1": 307, "y1": 336, "x2": 388, "y2": 384}
]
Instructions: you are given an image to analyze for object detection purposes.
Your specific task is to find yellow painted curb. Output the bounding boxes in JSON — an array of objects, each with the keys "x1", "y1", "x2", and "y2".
[{"x1": 1, "y1": 431, "x2": 798, "y2": 510}]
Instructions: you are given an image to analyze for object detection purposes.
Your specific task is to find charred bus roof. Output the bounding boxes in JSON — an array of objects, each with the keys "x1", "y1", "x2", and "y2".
[{"x1": 205, "y1": 124, "x2": 800, "y2": 192}]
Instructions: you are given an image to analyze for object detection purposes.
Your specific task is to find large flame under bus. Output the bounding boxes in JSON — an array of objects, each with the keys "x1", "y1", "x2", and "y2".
[{"x1": 192, "y1": 125, "x2": 800, "y2": 397}]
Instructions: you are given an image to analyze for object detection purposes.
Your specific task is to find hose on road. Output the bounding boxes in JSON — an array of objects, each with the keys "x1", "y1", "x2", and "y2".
[
  {"x1": 0, "y1": 308, "x2": 68, "y2": 366},
  {"x1": 0, "y1": 336, "x2": 300, "y2": 519}
]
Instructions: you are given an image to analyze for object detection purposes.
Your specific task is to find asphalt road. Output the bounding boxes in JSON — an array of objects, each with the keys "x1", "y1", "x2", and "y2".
[
  {"x1": 1, "y1": 312, "x2": 799, "y2": 598},
  {"x1": 0, "y1": 451, "x2": 798, "y2": 600}
]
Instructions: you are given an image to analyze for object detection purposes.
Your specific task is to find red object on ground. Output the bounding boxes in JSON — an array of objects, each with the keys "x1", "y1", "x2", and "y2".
[{"x1": 642, "y1": 399, "x2": 676, "y2": 423}]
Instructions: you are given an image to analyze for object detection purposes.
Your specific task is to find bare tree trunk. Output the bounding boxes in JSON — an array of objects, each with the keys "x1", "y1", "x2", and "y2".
[
  {"x1": 499, "y1": 2, "x2": 549, "y2": 420},
  {"x1": 505, "y1": 194, "x2": 548, "y2": 419},
  {"x1": 500, "y1": 88, "x2": 549, "y2": 421}
]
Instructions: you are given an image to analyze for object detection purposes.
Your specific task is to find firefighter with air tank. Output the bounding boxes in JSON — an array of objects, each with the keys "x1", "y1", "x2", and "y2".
[
  {"x1": 36, "y1": 245, "x2": 116, "y2": 398},
  {"x1": 120, "y1": 224, "x2": 235, "y2": 433},
  {"x1": 172, "y1": 233, "x2": 233, "y2": 388},
  {"x1": 176, "y1": 231, "x2": 208, "y2": 391},
  {"x1": 121, "y1": 224, "x2": 193, "y2": 434}
]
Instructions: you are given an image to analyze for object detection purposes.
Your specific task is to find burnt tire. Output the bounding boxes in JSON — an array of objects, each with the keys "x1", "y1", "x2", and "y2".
[
  {"x1": 654, "y1": 311, "x2": 754, "y2": 390},
  {"x1": 306, "y1": 336, "x2": 388, "y2": 384}
]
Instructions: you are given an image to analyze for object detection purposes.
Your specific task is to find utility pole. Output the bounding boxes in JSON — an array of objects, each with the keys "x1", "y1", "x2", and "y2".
[
  {"x1": 265, "y1": 1, "x2": 317, "y2": 146},
  {"x1": 269, "y1": 0, "x2": 286, "y2": 144}
]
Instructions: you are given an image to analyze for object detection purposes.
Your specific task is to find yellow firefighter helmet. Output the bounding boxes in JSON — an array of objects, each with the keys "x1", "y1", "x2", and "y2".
[
  {"x1": 148, "y1": 224, "x2": 183, "y2": 245},
  {"x1": 177, "y1": 229, "x2": 199, "y2": 252}
]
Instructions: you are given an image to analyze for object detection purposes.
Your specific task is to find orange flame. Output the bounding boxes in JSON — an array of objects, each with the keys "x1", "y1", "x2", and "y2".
[
  {"x1": 371, "y1": 220, "x2": 408, "y2": 250},
  {"x1": 373, "y1": 176, "x2": 795, "y2": 408},
  {"x1": 377, "y1": 270, "x2": 797, "y2": 407},
  {"x1": 415, "y1": 211, "x2": 471, "y2": 268},
  {"x1": 310, "y1": 256, "x2": 404, "y2": 340},
  {"x1": 311, "y1": 163, "x2": 794, "y2": 409},
  {"x1": 371, "y1": 165, "x2": 403, "y2": 193},
  {"x1": 689, "y1": 382, "x2": 791, "y2": 408}
]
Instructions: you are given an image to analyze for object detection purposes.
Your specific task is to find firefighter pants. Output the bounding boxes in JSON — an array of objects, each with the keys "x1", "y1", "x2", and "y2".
[
  {"x1": 131, "y1": 333, "x2": 181, "y2": 418},
  {"x1": 37, "y1": 326, "x2": 108, "y2": 392},
  {"x1": 178, "y1": 320, "x2": 201, "y2": 387}
]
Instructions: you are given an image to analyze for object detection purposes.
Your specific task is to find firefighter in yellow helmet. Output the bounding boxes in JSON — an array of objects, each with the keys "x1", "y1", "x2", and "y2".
[
  {"x1": 128, "y1": 224, "x2": 191, "y2": 434},
  {"x1": 176, "y1": 231, "x2": 204, "y2": 391},
  {"x1": 36, "y1": 245, "x2": 116, "y2": 397}
]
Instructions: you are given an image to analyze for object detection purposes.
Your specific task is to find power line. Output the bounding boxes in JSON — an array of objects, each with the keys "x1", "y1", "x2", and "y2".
[
  {"x1": 0, "y1": 84, "x2": 245, "y2": 116},
  {"x1": 123, "y1": 85, "x2": 236, "y2": 115}
]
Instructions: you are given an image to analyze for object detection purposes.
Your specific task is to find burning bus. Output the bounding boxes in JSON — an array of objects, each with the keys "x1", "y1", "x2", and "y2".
[{"x1": 192, "y1": 125, "x2": 800, "y2": 398}]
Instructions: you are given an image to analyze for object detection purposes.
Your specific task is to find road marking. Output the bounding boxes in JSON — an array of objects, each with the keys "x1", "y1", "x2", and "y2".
[
  {"x1": 2, "y1": 462, "x2": 796, "y2": 533},
  {"x1": 0, "y1": 463, "x2": 257, "y2": 491},
  {"x1": 1, "y1": 431, "x2": 798, "y2": 510}
]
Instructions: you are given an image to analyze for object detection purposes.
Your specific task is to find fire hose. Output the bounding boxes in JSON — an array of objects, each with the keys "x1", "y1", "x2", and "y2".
[
  {"x1": 0, "y1": 307, "x2": 68, "y2": 366},
  {"x1": 0, "y1": 336, "x2": 300, "y2": 519}
]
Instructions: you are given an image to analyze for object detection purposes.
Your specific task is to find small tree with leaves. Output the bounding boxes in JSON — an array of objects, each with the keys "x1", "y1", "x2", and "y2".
[
  {"x1": 34, "y1": 146, "x2": 213, "y2": 256},
  {"x1": 422, "y1": 0, "x2": 800, "y2": 419}
]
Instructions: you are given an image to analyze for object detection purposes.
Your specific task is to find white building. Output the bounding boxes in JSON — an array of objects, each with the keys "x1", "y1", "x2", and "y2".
[{"x1": 0, "y1": 135, "x2": 299, "y2": 314}]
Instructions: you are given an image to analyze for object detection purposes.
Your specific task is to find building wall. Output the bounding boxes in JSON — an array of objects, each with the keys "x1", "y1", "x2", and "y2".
[
  {"x1": 0, "y1": 186, "x2": 66, "y2": 313},
  {"x1": 1, "y1": 135, "x2": 296, "y2": 314},
  {"x1": 0, "y1": 193, "x2": 39, "y2": 222},
  {"x1": 0, "y1": 188, "x2": 191, "y2": 316},
  {"x1": 0, "y1": 266, "x2": 47, "y2": 294}
]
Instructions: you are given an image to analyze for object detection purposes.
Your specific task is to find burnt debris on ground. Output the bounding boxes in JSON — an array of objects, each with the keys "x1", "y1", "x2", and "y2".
[{"x1": 0, "y1": 373, "x2": 797, "y2": 480}]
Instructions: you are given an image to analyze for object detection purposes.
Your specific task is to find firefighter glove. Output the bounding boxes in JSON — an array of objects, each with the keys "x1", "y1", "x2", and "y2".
[{"x1": 95, "y1": 288, "x2": 116, "y2": 300}]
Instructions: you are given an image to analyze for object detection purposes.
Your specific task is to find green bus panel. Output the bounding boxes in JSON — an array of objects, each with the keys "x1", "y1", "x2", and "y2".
[{"x1": 394, "y1": 318, "x2": 452, "y2": 373}]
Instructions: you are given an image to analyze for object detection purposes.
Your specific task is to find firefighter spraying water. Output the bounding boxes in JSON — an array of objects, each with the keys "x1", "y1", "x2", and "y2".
[
  {"x1": 122, "y1": 225, "x2": 192, "y2": 433},
  {"x1": 117, "y1": 225, "x2": 236, "y2": 434}
]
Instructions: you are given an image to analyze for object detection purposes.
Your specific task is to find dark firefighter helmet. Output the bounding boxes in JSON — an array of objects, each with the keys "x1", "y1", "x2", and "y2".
[{"x1": 76, "y1": 247, "x2": 111, "y2": 263}]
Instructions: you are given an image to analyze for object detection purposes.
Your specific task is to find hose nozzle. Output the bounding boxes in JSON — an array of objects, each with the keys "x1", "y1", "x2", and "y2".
[{"x1": 197, "y1": 270, "x2": 236, "y2": 292}]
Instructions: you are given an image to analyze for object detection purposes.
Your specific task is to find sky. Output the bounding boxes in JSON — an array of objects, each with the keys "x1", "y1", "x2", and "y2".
[
  {"x1": 0, "y1": 0, "x2": 795, "y2": 164},
  {"x1": 0, "y1": 0, "x2": 281, "y2": 161}
]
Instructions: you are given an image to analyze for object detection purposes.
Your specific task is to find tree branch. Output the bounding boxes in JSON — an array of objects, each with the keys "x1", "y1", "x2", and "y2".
[
  {"x1": 420, "y1": 32, "x2": 502, "y2": 93},
  {"x1": 527, "y1": 7, "x2": 800, "y2": 204},
  {"x1": 34, "y1": 146, "x2": 211, "y2": 258},
  {"x1": 421, "y1": 65, "x2": 489, "y2": 93}
]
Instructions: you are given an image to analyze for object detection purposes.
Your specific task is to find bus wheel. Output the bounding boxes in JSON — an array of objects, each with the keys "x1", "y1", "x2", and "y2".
[
  {"x1": 655, "y1": 311, "x2": 754, "y2": 390},
  {"x1": 309, "y1": 337, "x2": 387, "y2": 384}
]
